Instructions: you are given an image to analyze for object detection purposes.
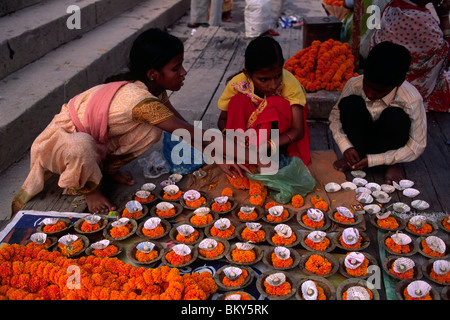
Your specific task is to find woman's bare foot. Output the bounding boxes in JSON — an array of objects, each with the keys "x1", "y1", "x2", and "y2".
[
  {"x1": 384, "y1": 163, "x2": 404, "y2": 184},
  {"x1": 85, "y1": 188, "x2": 117, "y2": 214},
  {"x1": 333, "y1": 158, "x2": 351, "y2": 172},
  {"x1": 109, "y1": 170, "x2": 136, "y2": 186}
]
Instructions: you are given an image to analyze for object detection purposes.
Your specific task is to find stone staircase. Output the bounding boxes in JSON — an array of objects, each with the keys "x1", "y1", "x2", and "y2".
[{"x1": 0, "y1": 0, "x2": 190, "y2": 174}]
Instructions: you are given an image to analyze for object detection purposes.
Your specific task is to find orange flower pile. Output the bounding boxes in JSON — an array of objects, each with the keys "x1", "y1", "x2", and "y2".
[
  {"x1": 185, "y1": 197, "x2": 207, "y2": 208},
  {"x1": 226, "y1": 172, "x2": 250, "y2": 190},
  {"x1": 263, "y1": 278, "x2": 291, "y2": 296},
  {"x1": 134, "y1": 193, "x2": 154, "y2": 203},
  {"x1": 110, "y1": 223, "x2": 132, "y2": 239},
  {"x1": 0, "y1": 244, "x2": 217, "y2": 300},
  {"x1": 221, "y1": 188, "x2": 233, "y2": 197},
  {"x1": 42, "y1": 221, "x2": 66, "y2": 233},
  {"x1": 334, "y1": 211, "x2": 355, "y2": 224},
  {"x1": 231, "y1": 248, "x2": 256, "y2": 263},
  {"x1": 430, "y1": 267, "x2": 450, "y2": 283},
  {"x1": 26, "y1": 239, "x2": 52, "y2": 250},
  {"x1": 175, "y1": 230, "x2": 200, "y2": 244},
  {"x1": 403, "y1": 288, "x2": 432, "y2": 300},
  {"x1": 222, "y1": 269, "x2": 248, "y2": 287},
  {"x1": 345, "y1": 255, "x2": 369, "y2": 277},
  {"x1": 80, "y1": 220, "x2": 102, "y2": 232},
  {"x1": 304, "y1": 237, "x2": 330, "y2": 251},
  {"x1": 122, "y1": 208, "x2": 143, "y2": 220},
  {"x1": 249, "y1": 180, "x2": 267, "y2": 206},
  {"x1": 305, "y1": 254, "x2": 332, "y2": 275},
  {"x1": 237, "y1": 209, "x2": 258, "y2": 221},
  {"x1": 343, "y1": 287, "x2": 373, "y2": 300},
  {"x1": 302, "y1": 214, "x2": 325, "y2": 229},
  {"x1": 224, "y1": 292, "x2": 252, "y2": 300},
  {"x1": 135, "y1": 249, "x2": 158, "y2": 262},
  {"x1": 241, "y1": 227, "x2": 266, "y2": 243},
  {"x1": 165, "y1": 251, "x2": 191, "y2": 266},
  {"x1": 301, "y1": 281, "x2": 326, "y2": 300},
  {"x1": 163, "y1": 190, "x2": 183, "y2": 200},
  {"x1": 199, "y1": 242, "x2": 225, "y2": 259},
  {"x1": 190, "y1": 214, "x2": 213, "y2": 226},
  {"x1": 211, "y1": 201, "x2": 232, "y2": 212},
  {"x1": 57, "y1": 239, "x2": 84, "y2": 257},
  {"x1": 377, "y1": 217, "x2": 399, "y2": 229},
  {"x1": 271, "y1": 232, "x2": 297, "y2": 246},
  {"x1": 385, "y1": 237, "x2": 411, "y2": 254},
  {"x1": 339, "y1": 234, "x2": 362, "y2": 249},
  {"x1": 407, "y1": 222, "x2": 433, "y2": 235},
  {"x1": 271, "y1": 252, "x2": 293, "y2": 268},
  {"x1": 210, "y1": 225, "x2": 235, "y2": 239},
  {"x1": 421, "y1": 239, "x2": 445, "y2": 257},
  {"x1": 266, "y1": 208, "x2": 289, "y2": 223},
  {"x1": 284, "y1": 39, "x2": 358, "y2": 92},
  {"x1": 91, "y1": 245, "x2": 119, "y2": 258},
  {"x1": 310, "y1": 195, "x2": 329, "y2": 212},
  {"x1": 388, "y1": 264, "x2": 414, "y2": 280},
  {"x1": 323, "y1": 0, "x2": 343, "y2": 6},
  {"x1": 442, "y1": 216, "x2": 450, "y2": 230},
  {"x1": 156, "y1": 208, "x2": 176, "y2": 218},
  {"x1": 142, "y1": 224, "x2": 165, "y2": 238},
  {"x1": 291, "y1": 195, "x2": 304, "y2": 208}
]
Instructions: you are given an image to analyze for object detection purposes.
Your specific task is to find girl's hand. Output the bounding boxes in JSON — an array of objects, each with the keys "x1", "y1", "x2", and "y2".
[{"x1": 217, "y1": 163, "x2": 253, "y2": 178}]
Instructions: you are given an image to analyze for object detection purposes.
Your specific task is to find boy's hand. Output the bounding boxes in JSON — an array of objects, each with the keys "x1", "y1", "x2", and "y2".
[
  {"x1": 343, "y1": 148, "x2": 360, "y2": 166},
  {"x1": 350, "y1": 157, "x2": 368, "y2": 170}
]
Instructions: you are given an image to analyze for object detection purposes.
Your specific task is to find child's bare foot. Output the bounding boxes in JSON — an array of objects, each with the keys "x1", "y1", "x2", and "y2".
[
  {"x1": 109, "y1": 170, "x2": 136, "y2": 186},
  {"x1": 85, "y1": 188, "x2": 117, "y2": 214},
  {"x1": 384, "y1": 164, "x2": 404, "y2": 184},
  {"x1": 333, "y1": 158, "x2": 351, "y2": 172}
]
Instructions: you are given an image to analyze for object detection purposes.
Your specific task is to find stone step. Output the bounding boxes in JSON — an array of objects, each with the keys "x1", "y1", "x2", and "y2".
[
  {"x1": 0, "y1": 0, "x2": 145, "y2": 80},
  {"x1": 0, "y1": 0, "x2": 42, "y2": 17},
  {"x1": 0, "y1": 0, "x2": 189, "y2": 174}
]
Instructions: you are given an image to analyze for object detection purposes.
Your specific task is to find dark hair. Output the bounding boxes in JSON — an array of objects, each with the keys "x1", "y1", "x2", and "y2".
[
  {"x1": 106, "y1": 28, "x2": 184, "y2": 83},
  {"x1": 364, "y1": 41, "x2": 411, "y2": 88},
  {"x1": 244, "y1": 36, "x2": 284, "y2": 75}
]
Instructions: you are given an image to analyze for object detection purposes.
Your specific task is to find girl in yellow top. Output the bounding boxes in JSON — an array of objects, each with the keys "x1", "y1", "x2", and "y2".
[{"x1": 217, "y1": 36, "x2": 311, "y2": 166}]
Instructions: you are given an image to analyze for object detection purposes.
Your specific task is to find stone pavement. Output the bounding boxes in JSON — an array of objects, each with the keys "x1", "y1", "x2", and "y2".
[{"x1": 0, "y1": 0, "x2": 328, "y2": 221}]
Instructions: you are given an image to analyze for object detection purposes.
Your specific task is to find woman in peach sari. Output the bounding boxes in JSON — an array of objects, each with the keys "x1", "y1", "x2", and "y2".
[{"x1": 12, "y1": 28, "x2": 249, "y2": 215}]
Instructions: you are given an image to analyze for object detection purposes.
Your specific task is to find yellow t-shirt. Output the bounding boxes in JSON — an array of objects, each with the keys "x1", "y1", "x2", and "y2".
[{"x1": 217, "y1": 69, "x2": 306, "y2": 111}]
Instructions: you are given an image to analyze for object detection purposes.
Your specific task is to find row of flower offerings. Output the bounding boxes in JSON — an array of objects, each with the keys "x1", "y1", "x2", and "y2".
[
  {"x1": 0, "y1": 243, "x2": 217, "y2": 300},
  {"x1": 284, "y1": 39, "x2": 358, "y2": 92}
]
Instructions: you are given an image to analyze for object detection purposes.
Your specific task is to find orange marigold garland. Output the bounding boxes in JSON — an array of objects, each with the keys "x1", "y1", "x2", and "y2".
[
  {"x1": 339, "y1": 234, "x2": 362, "y2": 249},
  {"x1": 175, "y1": 230, "x2": 200, "y2": 244},
  {"x1": 210, "y1": 224, "x2": 235, "y2": 239},
  {"x1": 142, "y1": 224, "x2": 165, "y2": 238},
  {"x1": 271, "y1": 232, "x2": 297, "y2": 246},
  {"x1": 211, "y1": 201, "x2": 232, "y2": 212},
  {"x1": 185, "y1": 197, "x2": 207, "y2": 208},
  {"x1": 80, "y1": 220, "x2": 102, "y2": 232},
  {"x1": 284, "y1": 39, "x2": 358, "y2": 92},
  {"x1": 226, "y1": 172, "x2": 250, "y2": 190},
  {"x1": 199, "y1": 242, "x2": 225, "y2": 259},
  {"x1": 407, "y1": 221, "x2": 433, "y2": 235},
  {"x1": 156, "y1": 207, "x2": 176, "y2": 218},
  {"x1": 249, "y1": 180, "x2": 267, "y2": 206},
  {"x1": 122, "y1": 208, "x2": 143, "y2": 220},
  {"x1": 110, "y1": 223, "x2": 132, "y2": 239},
  {"x1": 57, "y1": 238, "x2": 84, "y2": 257},
  {"x1": 302, "y1": 214, "x2": 325, "y2": 229},
  {"x1": 165, "y1": 251, "x2": 191, "y2": 266},
  {"x1": 135, "y1": 250, "x2": 158, "y2": 262},
  {"x1": 0, "y1": 243, "x2": 217, "y2": 300},
  {"x1": 237, "y1": 209, "x2": 258, "y2": 221}
]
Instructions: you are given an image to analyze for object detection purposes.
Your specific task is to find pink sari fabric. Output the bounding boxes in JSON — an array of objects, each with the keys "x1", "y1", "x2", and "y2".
[
  {"x1": 68, "y1": 81, "x2": 130, "y2": 163},
  {"x1": 371, "y1": 0, "x2": 450, "y2": 112}
]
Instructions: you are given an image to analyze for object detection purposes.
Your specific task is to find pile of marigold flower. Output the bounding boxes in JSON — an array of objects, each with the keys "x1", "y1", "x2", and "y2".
[
  {"x1": 284, "y1": 39, "x2": 358, "y2": 92},
  {"x1": 0, "y1": 244, "x2": 217, "y2": 300}
]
